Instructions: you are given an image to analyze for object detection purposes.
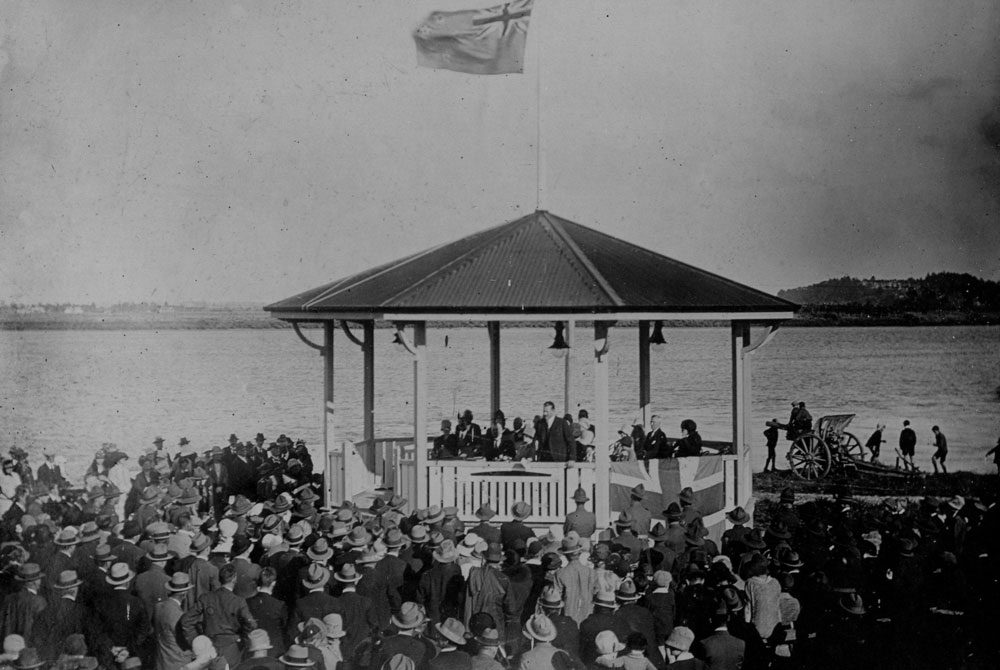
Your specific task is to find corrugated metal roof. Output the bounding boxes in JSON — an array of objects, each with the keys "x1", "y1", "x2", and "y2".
[{"x1": 265, "y1": 210, "x2": 797, "y2": 315}]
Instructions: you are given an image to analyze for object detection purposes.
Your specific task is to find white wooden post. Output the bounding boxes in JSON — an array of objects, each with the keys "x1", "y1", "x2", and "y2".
[
  {"x1": 564, "y1": 320, "x2": 574, "y2": 417},
  {"x1": 594, "y1": 321, "x2": 612, "y2": 529},
  {"x1": 413, "y1": 322, "x2": 429, "y2": 509},
  {"x1": 731, "y1": 322, "x2": 750, "y2": 506},
  {"x1": 323, "y1": 322, "x2": 336, "y2": 509}
]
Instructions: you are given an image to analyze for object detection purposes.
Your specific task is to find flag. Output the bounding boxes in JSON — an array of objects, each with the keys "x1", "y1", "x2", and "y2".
[
  {"x1": 610, "y1": 457, "x2": 728, "y2": 541},
  {"x1": 413, "y1": 0, "x2": 533, "y2": 75}
]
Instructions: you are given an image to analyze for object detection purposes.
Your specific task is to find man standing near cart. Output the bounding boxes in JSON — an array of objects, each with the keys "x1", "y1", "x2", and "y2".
[{"x1": 898, "y1": 420, "x2": 917, "y2": 471}]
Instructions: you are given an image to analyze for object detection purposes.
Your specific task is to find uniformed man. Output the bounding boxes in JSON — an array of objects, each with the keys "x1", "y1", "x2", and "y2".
[
  {"x1": 678, "y1": 487, "x2": 702, "y2": 528},
  {"x1": 626, "y1": 484, "x2": 652, "y2": 538},
  {"x1": 180, "y1": 562, "x2": 257, "y2": 669},
  {"x1": 563, "y1": 488, "x2": 596, "y2": 539}
]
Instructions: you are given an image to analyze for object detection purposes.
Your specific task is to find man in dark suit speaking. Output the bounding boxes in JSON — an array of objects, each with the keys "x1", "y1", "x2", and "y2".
[{"x1": 537, "y1": 401, "x2": 576, "y2": 462}]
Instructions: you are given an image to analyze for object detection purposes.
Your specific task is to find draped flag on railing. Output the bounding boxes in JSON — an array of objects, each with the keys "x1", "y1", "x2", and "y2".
[
  {"x1": 610, "y1": 457, "x2": 728, "y2": 539},
  {"x1": 413, "y1": 0, "x2": 534, "y2": 74}
]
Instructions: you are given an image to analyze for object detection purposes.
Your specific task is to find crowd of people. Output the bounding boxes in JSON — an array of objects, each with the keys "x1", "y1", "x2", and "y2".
[
  {"x1": 431, "y1": 403, "x2": 712, "y2": 464},
  {"x1": 0, "y1": 430, "x2": 995, "y2": 670}
]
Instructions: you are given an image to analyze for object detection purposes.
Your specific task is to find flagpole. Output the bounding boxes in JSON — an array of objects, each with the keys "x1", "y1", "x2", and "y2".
[{"x1": 535, "y1": 1, "x2": 544, "y2": 211}]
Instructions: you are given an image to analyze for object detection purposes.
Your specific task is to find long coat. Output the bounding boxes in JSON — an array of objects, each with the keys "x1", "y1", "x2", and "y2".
[
  {"x1": 0, "y1": 588, "x2": 46, "y2": 646},
  {"x1": 464, "y1": 566, "x2": 516, "y2": 641},
  {"x1": 34, "y1": 595, "x2": 89, "y2": 657},
  {"x1": 555, "y1": 560, "x2": 597, "y2": 624},
  {"x1": 153, "y1": 597, "x2": 192, "y2": 670},
  {"x1": 246, "y1": 590, "x2": 288, "y2": 656},
  {"x1": 418, "y1": 561, "x2": 465, "y2": 623}
]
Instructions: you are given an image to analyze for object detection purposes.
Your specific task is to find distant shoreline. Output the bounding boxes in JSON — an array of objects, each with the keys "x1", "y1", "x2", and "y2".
[{"x1": 1, "y1": 309, "x2": 997, "y2": 331}]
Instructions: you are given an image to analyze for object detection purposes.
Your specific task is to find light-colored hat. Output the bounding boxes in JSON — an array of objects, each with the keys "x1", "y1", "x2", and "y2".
[
  {"x1": 391, "y1": 602, "x2": 425, "y2": 630},
  {"x1": 522, "y1": 614, "x2": 557, "y2": 642},
  {"x1": 247, "y1": 629, "x2": 272, "y2": 652},
  {"x1": 106, "y1": 562, "x2": 135, "y2": 586},
  {"x1": 279, "y1": 644, "x2": 315, "y2": 667},
  {"x1": 54, "y1": 527, "x2": 81, "y2": 547},
  {"x1": 458, "y1": 533, "x2": 481, "y2": 557},
  {"x1": 334, "y1": 564, "x2": 362, "y2": 583},
  {"x1": 322, "y1": 613, "x2": 346, "y2": 639},
  {"x1": 432, "y1": 539, "x2": 459, "y2": 564},
  {"x1": 596, "y1": 630, "x2": 624, "y2": 656},
  {"x1": 435, "y1": 618, "x2": 467, "y2": 646},
  {"x1": 302, "y1": 564, "x2": 330, "y2": 590},
  {"x1": 666, "y1": 626, "x2": 695, "y2": 652},
  {"x1": 53, "y1": 570, "x2": 83, "y2": 590},
  {"x1": 166, "y1": 572, "x2": 193, "y2": 593}
]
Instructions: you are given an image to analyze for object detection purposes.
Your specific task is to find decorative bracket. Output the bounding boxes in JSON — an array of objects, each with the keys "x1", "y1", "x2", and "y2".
[
  {"x1": 743, "y1": 324, "x2": 780, "y2": 356},
  {"x1": 291, "y1": 322, "x2": 325, "y2": 353},
  {"x1": 340, "y1": 321, "x2": 365, "y2": 348},
  {"x1": 594, "y1": 320, "x2": 616, "y2": 361},
  {"x1": 393, "y1": 322, "x2": 418, "y2": 356}
]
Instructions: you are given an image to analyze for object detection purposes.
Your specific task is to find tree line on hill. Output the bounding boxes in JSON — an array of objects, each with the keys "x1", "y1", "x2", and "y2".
[{"x1": 778, "y1": 272, "x2": 1000, "y2": 315}]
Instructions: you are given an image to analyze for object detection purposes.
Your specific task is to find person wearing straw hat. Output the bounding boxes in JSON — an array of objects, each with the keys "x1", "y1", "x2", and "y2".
[
  {"x1": 48, "y1": 526, "x2": 81, "y2": 589},
  {"x1": 417, "y1": 539, "x2": 463, "y2": 624},
  {"x1": 501, "y1": 502, "x2": 535, "y2": 553},
  {"x1": 555, "y1": 531, "x2": 597, "y2": 624},
  {"x1": 180, "y1": 563, "x2": 257, "y2": 670},
  {"x1": 0, "y1": 564, "x2": 46, "y2": 644},
  {"x1": 277, "y1": 644, "x2": 315, "y2": 669},
  {"x1": 331, "y1": 563, "x2": 377, "y2": 660},
  {"x1": 427, "y1": 617, "x2": 470, "y2": 669},
  {"x1": 372, "y1": 527, "x2": 410, "y2": 624},
  {"x1": 153, "y1": 573, "x2": 195, "y2": 670}
]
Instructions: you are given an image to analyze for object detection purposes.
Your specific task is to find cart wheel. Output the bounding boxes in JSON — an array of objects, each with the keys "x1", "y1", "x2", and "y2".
[
  {"x1": 787, "y1": 434, "x2": 832, "y2": 480},
  {"x1": 839, "y1": 432, "x2": 865, "y2": 462}
]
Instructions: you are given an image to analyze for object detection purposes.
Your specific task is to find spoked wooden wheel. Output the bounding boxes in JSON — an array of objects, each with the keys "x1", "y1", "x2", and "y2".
[
  {"x1": 838, "y1": 431, "x2": 865, "y2": 462},
  {"x1": 787, "y1": 434, "x2": 832, "y2": 480}
]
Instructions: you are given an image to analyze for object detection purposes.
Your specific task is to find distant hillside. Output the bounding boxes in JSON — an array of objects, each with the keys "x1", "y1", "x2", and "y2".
[{"x1": 779, "y1": 273, "x2": 1000, "y2": 310}]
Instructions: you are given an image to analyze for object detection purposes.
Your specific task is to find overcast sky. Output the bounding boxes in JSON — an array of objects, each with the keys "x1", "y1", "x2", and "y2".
[{"x1": 2, "y1": 0, "x2": 998, "y2": 304}]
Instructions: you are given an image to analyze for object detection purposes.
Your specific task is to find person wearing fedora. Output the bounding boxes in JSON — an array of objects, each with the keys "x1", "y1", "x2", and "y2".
[
  {"x1": 153, "y1": 572, "x2": 195, "y2": 670},
  {"x1": 288, "y1": 565, "x2": 337, "y2": 639},
  {"x1": 555, "y1": 531, "x2": 598, "y2": 625},
  {"x1": 233, "y1": 629, "x2": 281, "y2": 670},
  {"x1": 501, "y1": 502, "x2": 535, "y2": 553},
  {"x1": 535, "y1": 583, "x2": 580, "y2": 660},
  {"x1": 624, "y1": 484, "x2": 652, "y2": 540},
  {"x1": 464, "y1": 543, "x2": 516, "y2": 644},
  {"x1": 427, "y1": 617, "x2": 471, "y2": 670},
  {"x1": 563, "y1": 488, "x2": 596, "y2": 540},
  {"x1": 89, "y1": 562, "x2": 151, "y2": 669},
  {"x1": 0, "y1": 564, "x2": 46, "y2": 647},
  {"x1": 330, "y1": 563, "x2": 378, "y2": 660},
  {"x1": 578, "y1": 591, "x2": 628, "y2": 665},
  {"x1": 135, "y1": 544, "x2": 175, "y2": 625},
  {"x1": 662, "y1": 504, "x2": 686, "y2": 556},
  {"x1": 469, "y1": 626, "x2": 504, "y2": 670},
  {"x1": 32, "y1": 569, "x2": 87, "y2": 659},
  {"x1": 278, "y1": 644, "x2": 315, "y2": 669},
  {"x1": 180, "y1": 563, "x2": 257, "y2": 670},
  {"x1": 468, "y1": 504, "x2": 501, "y2": 546},
  {"x1": 720, "y1": 508, "x2": 751, "y2": 563},
  {"x1": 370, "y1": 527, "x2": 410, "y2": 625},
  {"x1": 613, "y1": 579, "x2": 662, "y2": 666},
  {"x1": 417, "y1": 539, "x2": 464, "y2": 624},
  {"x1": 246, "y1": 568, "x2": 289, "y2": 658},
  {"x1": 372, "y1": 601, "x2": 435, "y2": 670},
  {"x1": 517, "y1": 613, "x2": 568, "y2": 670}
]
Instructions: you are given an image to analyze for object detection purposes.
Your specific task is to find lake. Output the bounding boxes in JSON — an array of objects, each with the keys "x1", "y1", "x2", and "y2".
[{"x1": 1, "y1": 325, "x2": 997, "y2": 480}]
